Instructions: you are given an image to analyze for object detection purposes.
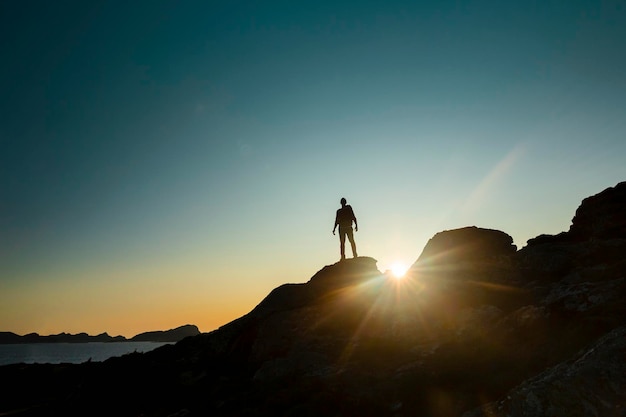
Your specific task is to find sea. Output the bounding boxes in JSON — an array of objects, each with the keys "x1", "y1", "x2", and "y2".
[{"x1": 0, "y1": 342, "x2": 173, "y2": 366}]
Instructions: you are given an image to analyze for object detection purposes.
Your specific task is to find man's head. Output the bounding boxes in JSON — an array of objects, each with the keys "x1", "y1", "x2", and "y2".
[{"x1": 340, "y1": 198, "x2": 347, "y2": 206}]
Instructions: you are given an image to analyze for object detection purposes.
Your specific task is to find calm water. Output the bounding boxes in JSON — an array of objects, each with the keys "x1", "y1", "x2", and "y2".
[{"x1": 0, "y1": 342, "x2": 173, "y2": 366}]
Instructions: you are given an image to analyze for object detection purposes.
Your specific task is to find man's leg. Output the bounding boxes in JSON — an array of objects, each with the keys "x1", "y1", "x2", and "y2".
[
  {"x1": 339, "y1": 231, "x2": 346, "y2": 260},
  {"x1": 346, "y1": 229, "x2": 358, "y2": 258}
]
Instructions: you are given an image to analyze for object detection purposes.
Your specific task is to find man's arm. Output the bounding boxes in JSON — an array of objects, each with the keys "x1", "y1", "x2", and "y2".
[
  {"x1": 349, "y1": 206, "x2": 358, "y2": 232},
  {"x1": 333, "y1": 211, "x2": 339, "y2": 235}
]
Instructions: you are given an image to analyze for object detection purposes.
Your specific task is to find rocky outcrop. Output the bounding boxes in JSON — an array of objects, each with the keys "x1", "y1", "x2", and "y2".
[
  {"x1": 465, "y1": 182, "x2": 626, "y2": 417},
  {"x1": 570, "y1": 181, "x2": 626, "y2": 240},
  {"x1": 413, "y1": 226, "x2": 517, "y2": 269},
  {"x1": 0, "y1": 181, "x2": 624, "y2": 417}
]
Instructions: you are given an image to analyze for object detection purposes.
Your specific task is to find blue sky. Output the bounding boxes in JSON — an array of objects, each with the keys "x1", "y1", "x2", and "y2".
[{"x1": 1, "y1": 0, "x2": 625, "y2": 336}]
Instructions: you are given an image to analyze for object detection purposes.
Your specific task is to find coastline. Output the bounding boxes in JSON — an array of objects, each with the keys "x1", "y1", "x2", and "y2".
[{"x1": 0, "y1": 341, "x2": 173, "y2": 366}]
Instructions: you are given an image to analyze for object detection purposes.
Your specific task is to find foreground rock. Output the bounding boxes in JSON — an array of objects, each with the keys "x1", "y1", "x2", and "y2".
[
  {"x1": 463, "y1": 326, "x2": 626, "y2": 417},
  {"x1": 0, "y1": 182, "x2": 624, "y2": 417}
]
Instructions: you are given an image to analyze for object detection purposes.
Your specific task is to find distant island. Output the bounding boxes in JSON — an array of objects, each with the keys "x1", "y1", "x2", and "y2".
[{"x1": 0, "y1": 324, "x2": 200, "y2": 344}]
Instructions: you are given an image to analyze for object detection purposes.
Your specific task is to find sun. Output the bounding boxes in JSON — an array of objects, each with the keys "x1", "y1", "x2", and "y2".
[{"x1": 389, "y1": 262, "x2": 409, "y2": 280}]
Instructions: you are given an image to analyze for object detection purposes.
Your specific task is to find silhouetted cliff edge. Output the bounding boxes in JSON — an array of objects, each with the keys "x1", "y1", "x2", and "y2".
[{"x1": 1, "y1": 182, "x2": 625, "y2": 417}]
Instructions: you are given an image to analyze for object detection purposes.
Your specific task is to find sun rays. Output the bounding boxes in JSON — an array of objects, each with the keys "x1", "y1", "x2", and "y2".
[
  {"x1": 290, "y1": 251, "x2": 526, "y2": 381},
  {"x1": 389, "y1": 262, "x2": 409, "y2": 280},
  {"x1": 309, "y1": 271, "x2": 433, "y2": 369}
]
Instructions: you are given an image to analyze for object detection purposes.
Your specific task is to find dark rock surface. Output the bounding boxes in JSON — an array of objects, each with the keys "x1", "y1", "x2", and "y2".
[
  {"x1": 570, "y1": 181, "x2": 626, "y2": 240},
  {"x1": 414, "y1": 226, "x2": 517, "y2": 268},
  {"x1": 462, "y1": 326, "x2": 626, "y2": 417},
  {"x1": 1, "y1": 182, "x2": 625, "y2": 417}
]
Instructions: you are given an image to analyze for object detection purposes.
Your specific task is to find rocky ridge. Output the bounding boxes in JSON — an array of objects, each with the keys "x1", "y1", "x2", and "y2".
[{"x1": 0, "y1": 181, "x2": 624, "y2": 417}]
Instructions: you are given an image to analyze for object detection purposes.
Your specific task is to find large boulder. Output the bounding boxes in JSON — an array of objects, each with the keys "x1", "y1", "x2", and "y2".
[
  {"x1": 413, "y1": 226, "x2": 517, "y2": 269},
  {"x1": 524, "y1": 181, "x2": 626, "y2": 247},
  {"x1": 407, "y1": 227, "x2": 526, "y2": 313},
  {"x1": 519, "y1": 182, "x2": 626, "y2": 284},
  {"x1": 569, "y1": 181, "x2": 626, "y2": 240}
]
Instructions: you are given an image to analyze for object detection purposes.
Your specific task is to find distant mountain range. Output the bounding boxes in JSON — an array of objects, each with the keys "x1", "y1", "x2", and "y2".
[{"x1": 0, "y1": 324, "x2": 200, "y2": 344}]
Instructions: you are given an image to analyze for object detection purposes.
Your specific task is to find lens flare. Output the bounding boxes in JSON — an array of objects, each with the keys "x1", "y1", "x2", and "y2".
[{"x1": 390, "y1": 262, "x2": 408, "y2": 279}]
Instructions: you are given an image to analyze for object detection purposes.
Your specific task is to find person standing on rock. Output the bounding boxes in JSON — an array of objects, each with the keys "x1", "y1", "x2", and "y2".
[{"x1": 333, "y1": 197, "x2": 358, "y2": 261}]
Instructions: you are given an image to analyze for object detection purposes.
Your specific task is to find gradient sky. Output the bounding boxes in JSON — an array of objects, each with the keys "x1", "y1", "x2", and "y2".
[{"x1": 2, "y1": 0, "x2": 625, "y2": 337}]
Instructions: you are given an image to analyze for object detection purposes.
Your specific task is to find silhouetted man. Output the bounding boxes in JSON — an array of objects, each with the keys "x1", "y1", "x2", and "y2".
[{"x1": 333, "y1": 197, "x2": 358, "y2": 261}]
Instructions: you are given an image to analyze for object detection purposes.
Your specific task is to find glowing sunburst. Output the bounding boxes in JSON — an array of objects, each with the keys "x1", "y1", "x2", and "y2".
[{"x1": 390, "y1": 262, "x2": 408, "y2": 279}]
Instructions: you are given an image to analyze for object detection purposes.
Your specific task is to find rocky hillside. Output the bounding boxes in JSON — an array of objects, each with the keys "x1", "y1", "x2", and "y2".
[{"x1": 1, "y1": 182, "x2": 624, "y2": 417}]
